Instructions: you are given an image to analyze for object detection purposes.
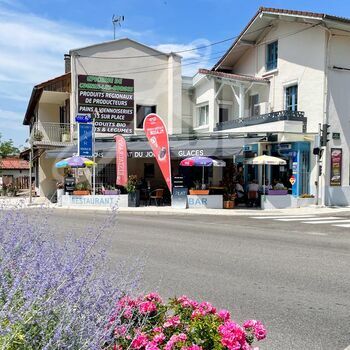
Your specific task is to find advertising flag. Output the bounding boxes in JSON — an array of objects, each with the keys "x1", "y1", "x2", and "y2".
[
  {"x1": 143, "y1": 114, "x2": 172, "y2": 192},
  {"x1": 114, "y1": 135, "x2": 128, "y2": 187}
]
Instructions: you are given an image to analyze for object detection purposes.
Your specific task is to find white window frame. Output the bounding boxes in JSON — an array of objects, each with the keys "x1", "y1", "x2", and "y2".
[{"x1": 196, "y1": 103, "x2": 209, "y2": 127}]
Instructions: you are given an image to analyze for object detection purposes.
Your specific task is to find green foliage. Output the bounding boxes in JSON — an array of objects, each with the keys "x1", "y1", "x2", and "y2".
[
  {"x1": 126, "y1": 175, "x2": 138, "y2": 193},
  {"x1": 0, "y1": 133, "x2": 19, "y2": 158}
]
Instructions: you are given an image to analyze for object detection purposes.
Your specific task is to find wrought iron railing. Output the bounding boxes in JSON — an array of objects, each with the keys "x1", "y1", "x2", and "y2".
[
  {"x1": 30, "y1": 122, "x2": 76, "y2": 144},
  {"x1": 215, "y1": 110, "x2": 306, "y2": 131}
]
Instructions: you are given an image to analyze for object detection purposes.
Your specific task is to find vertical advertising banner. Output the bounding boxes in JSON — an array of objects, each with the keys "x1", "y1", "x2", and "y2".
[
  {"x1": 330, "y1": 148, "x2": 342, "y2": 186},
  {"x1": 143, "y1": 114, "x2": 172, "y2": 192},
  {"x1": 78, "y1": 123, "x2": 93, "y2": 157},
  {"x1": 115, "y1": 135, "x2": 128, "y2": 187}
]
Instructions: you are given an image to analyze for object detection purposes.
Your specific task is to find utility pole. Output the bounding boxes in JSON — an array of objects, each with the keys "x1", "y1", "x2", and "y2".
[
  {"x1": 112, "y1": 15, "x2": 125, "y2": 40},
  {"x1": 315, "y1": 123, "x2": 321, "y2": 205}
]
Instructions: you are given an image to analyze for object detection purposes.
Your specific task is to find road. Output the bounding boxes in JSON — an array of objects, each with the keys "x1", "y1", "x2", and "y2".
[{"x1": 46, "y1": 209, "x2": 350, "y2": 350}]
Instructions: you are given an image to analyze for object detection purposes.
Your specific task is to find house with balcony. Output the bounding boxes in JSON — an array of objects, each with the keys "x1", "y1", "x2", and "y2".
[
  {"x1": 183, "y1": 7, "x2": 350, "y2": 205},
  {"x1": 23, "y1": 8, "x2": 350, "y2": 205}
]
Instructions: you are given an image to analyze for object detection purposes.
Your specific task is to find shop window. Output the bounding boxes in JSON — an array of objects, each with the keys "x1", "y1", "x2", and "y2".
[
  {"x1": 285, "y1": 85, "x2": 298, "y2": 111},
  {"x1": 219, "y1": 104, "x2": 230, "y2": 123},
  {"x1": 266, "y1": 41, "x2": 278, "y2": 71},
  {"x1": 249, "y1": 95, "x2": 259, "y2": 117},
  {"x1": 197, "y1": 105, "x2": 209, "y2": 126},
  {"x1": 136, "y1": 105, "x2": 156, "y2": 129},
  {"x1": 144, "y1": 163, "x2": 155, "y2": 178}
]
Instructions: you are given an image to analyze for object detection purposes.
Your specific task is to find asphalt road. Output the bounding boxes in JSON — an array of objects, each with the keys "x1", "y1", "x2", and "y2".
[{"x1": 43, "y1": 209, "x2": 350, "y2": 350}]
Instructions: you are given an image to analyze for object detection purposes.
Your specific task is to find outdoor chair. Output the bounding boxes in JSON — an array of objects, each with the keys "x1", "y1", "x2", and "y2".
[
  {"x1": 149, "y1": 189, "x2": 164, "y2": 206},
  {"x1": 247, "y1": 190, "x2": 259, "y2": 207}
]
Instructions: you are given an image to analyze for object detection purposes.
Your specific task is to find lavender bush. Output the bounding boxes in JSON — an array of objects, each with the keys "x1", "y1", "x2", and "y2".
[{"x1": 0, "y1": 203, "x2": 143, "y2": 349}]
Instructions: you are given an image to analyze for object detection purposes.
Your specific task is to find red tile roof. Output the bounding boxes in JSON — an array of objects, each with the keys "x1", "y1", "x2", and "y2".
[
  {"x1": 198, "y1": 69, "x2": 270, "y2": 83},
  {"x1": 0, "y1": 158, "x2": 29, "y2": 170}
]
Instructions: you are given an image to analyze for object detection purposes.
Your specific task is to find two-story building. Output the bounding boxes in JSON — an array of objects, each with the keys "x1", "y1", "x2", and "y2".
[{"x1": 23, "y1": 7, "x2": 350, "y2": 206}]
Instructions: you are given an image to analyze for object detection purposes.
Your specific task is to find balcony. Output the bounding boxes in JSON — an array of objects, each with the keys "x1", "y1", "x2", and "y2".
[
  {"x1": 30, "y1": 122, "x2": 76, "y2": 147},
  {"x1": 215, "y1": 110, "x2": 306, "y2": 133}
]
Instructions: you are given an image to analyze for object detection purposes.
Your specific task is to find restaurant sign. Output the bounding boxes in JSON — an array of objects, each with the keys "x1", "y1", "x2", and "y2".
[
  {"x1": 77, "y1": 75, "x2": 134, "y2": 134},
  {"x1": 330, "y1": 148, "x2": 342, "y2": 186}
]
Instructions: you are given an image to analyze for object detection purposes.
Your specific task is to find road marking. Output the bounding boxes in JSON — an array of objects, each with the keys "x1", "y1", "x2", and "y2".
[
  {"x1": 305, "y1": 219, "x2": 350, "y2": 224},
  {"x1": 252, "y1": 215, "x2": 315, "y2": 219},
  {"x1": 304, "y1": 232, "x2": 328, "y2": 236},
  {"x1": 276, "y1": 216, "x2": 340, "y2": 222},
  {"x1": 333, "y1": 224, "x2": 350, "y2": 228}
]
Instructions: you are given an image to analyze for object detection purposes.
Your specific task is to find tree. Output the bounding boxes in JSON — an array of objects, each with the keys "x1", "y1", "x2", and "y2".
[{"x1": 0, "y1": 133, "x2": 20, "y2": 158}]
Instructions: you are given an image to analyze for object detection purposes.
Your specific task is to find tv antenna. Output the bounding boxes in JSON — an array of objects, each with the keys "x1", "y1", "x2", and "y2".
[{"x1": 112, "y1": 14, "x2": 125, "y2": 40}]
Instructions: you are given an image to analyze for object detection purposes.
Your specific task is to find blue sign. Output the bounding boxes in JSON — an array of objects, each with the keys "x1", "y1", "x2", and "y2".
[
  {"x1": 76, "y1": 114, "x2": 92, "y2": 123},
  {"x1": 78, "y1": 123, "x2": 93, "y2": 157}
]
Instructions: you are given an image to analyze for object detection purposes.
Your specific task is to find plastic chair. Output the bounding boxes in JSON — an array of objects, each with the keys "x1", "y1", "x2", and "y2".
[{"x1": 149, "y1": 189, "x2": 164, "y2": 206}]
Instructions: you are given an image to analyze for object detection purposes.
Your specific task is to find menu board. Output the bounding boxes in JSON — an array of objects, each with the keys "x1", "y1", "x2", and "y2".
[
  {"x1": 77, "y1": 75, "x2": 134, "y2": 134},
  {"x1": 330, "y1": 148, "x2": 342, "y2": 186}
]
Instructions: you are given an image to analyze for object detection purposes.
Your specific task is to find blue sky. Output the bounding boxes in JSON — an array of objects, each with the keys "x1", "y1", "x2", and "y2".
[{"x1": 0, "y1": 0, "x2": 349, "y2": 147}]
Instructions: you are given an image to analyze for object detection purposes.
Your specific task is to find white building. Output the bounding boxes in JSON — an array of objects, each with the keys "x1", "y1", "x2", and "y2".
[{"x1": 23, "y1": 7, "x2": 350, "y2": 206}]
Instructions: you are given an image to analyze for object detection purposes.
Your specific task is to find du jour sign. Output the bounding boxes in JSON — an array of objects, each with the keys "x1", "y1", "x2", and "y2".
[{"x1": 128, "y1": 149, "x2": 207, "y2": 158}]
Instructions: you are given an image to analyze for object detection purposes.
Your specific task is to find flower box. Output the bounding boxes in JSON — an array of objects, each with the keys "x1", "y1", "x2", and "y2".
[
  {"x1": 267, "y1": 189, "x2": 288, "y2": 195},
  {"x1": 103, "y1": 190, "x2": 120, "y2": 195},
  {"x1": 189, "y1": 189, "x2": 209, "y2": 195},
  {"x1": 72, "y1": 190, "x2": 90, "y2": 196}
]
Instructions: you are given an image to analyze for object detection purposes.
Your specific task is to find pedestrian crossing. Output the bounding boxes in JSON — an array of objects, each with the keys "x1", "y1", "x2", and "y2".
[{"x1": 251, "y1": 215, "x2": 350, "y2": 229}]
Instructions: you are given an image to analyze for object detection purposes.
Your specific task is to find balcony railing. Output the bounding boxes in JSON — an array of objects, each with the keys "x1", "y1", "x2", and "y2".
[
  {"x1": 215, "y1": 110, "x2": 306, "y2": 132},
  {"x1": 30, "y1": 122, "x2": 76, "y2": 145}
]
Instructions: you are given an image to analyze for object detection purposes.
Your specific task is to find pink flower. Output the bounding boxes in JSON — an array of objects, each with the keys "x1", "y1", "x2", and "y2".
[
  {"x1": 139, "y1": 301, "x2": 157, "y2": 314},
  {"x1": 153, "y1": 333, "x2": 166, "y2": 344},
  {"x1": 123, "y1": 307, "x2": 133, "y2": 319},
  {"x1": 145, "y1": 292, "x2": 163, "y2": 303},
  {"x1": 145, "y1": 342, "x2": 160, "y2": 350},
  {"x1": 217, "y1": 309, "x2": 231, "y2": 322},
  {"x1": 177, "y1": 295, "x2": 198, "y2": 308},
  {"x1": 163, "y1": 315, "x2": 180, "y2": 328},
  {"x1": 131, "y1": 333, "x2": 148, "y2": 349},
  {"x1": 243, "y1": 320, "x2": 267, "y2": 341},
  {"x1": 164, "y1": 334, "x2": 187, "y2": 350},
  {"x1": 153, "y1": 327, "x2": 162, "y2": 333},
  {"x1": 218, "y1": 320, "x2": 246, "y2": 349},
  {"x1": 114, "y1": 325, "x2": 127, "y2": 337}
]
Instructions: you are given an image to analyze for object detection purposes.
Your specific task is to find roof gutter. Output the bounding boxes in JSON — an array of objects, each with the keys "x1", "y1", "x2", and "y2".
[{"x1": 23, "y1": 87, "x2": 43, "y2": 125}]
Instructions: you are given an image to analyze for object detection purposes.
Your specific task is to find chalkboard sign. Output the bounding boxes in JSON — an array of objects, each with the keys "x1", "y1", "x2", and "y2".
[
  {"x1": 172, "y1": 187, "x2": 188, "y2": 209},
  {"x1": 173, "y1": 176, "x2": 184, "y2": 188},
  {"x1": 64, "y1": 177, "x2": 76, "y2": 192}
]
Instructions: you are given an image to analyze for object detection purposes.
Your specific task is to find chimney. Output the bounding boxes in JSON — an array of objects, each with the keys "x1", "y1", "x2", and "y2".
[{"x1": 64, "y1": 54, "x2": 71, "y2": 73}]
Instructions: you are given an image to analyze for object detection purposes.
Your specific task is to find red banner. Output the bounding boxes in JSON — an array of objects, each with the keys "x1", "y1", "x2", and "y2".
[
  {"x1": 143, "y1": 114, "x2": 172, "y2": 192},
  {"x1": 114, "y1": 135, "x2": 128, "y2": 187}
]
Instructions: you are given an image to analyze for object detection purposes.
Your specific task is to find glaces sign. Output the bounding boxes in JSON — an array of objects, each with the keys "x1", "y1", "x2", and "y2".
[{"x1": 78, "y1": 75, "x2": 134, "y2": 134}]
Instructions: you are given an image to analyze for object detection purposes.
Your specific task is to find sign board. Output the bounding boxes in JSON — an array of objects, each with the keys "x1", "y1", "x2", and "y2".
[
  {"x1": 77, "y1": 75, "x2": 134, "y2": 134},
  {"x1": 78, "y1": 123, "x2": 93, "y2": 157},
  {"x1": 289, "y1": 175, "x2": 296, "y2": 186},
  {"x1": 171, "y1": 187, "x2": 188, "y2": 209},
  {"x1": 332, "y1": 132, "x2": 340, "y2": 140},
  {"x1": 75, "y1": 114, "x2": 92, "y2": 123},
  {"x1": 187, "y1": 195, "x2": 223, "y2": 209},
  {"x1": 330, "y1": 148, "x2": 342, "y2": 186},
  {"x1": 64, "y1": 177, "x2": 75, "y2": 192}
]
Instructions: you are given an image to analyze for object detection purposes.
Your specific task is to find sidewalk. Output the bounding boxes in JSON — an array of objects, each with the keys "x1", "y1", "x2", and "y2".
[
  {"x1": 55, "y1": 204, "x2": 350, "y2": 217},
  {"x1": 3, "y1": 197, "x2": 350, "y2": 217}
]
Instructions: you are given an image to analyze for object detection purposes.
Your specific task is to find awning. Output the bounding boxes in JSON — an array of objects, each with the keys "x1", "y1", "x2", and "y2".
[{"x1": 45, "y1": 137, "x2": 261, "y2": 160}]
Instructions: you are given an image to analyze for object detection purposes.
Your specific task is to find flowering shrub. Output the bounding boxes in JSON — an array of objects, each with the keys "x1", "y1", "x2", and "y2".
[
  {"x1": 106, "y1": 294, "x2": 266, "y2": 350},
  {"x1": 0, "y1": 204, "x2": 142, "y2": 349}
]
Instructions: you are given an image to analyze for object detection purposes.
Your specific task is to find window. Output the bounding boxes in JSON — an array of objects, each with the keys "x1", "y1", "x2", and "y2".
[
  {"x1": 266, "y1": 41, "x2": 278, "y2": 71},
  {"x1": 219, "y1": 104, "x2": 230, "y2": 123},
  {"x1": 197, "y1": 105, "x2": 209, "y2": 126},
  {"x1": 249, "y1": 95, "x2": 259, "y2": 117},
  {"x1": 136, "y1": 105, "x2": 156, "y2": 129},
  {"x1": 285, "y1": 85, "x2": 298, "y2": 111}
]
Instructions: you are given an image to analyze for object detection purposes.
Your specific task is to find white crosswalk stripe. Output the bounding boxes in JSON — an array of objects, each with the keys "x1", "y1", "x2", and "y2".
[
  {"x1": 276, "y1": 216, "x2": 340, "y2": 221},
  {"x1": 252, "y1": 215, "x2": 350, "y2": 230}
]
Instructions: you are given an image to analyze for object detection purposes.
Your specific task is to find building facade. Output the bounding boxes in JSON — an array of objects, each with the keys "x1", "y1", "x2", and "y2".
[{"x1": 23, "y1": 7, "x2": 350, "y2": 206}]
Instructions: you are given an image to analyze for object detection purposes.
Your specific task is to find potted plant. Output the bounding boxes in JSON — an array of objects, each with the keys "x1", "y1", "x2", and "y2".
[
  {"x1": 32, "y1": 129, "x2": 44, "y2": 142},
  {"x1": 189, "y1": 180, "x2": 209, "y2": 195},
  {"x1": 223, "y1": 192, "x2": 236, "y2": 209},
  {"x1": 103, "y1": 186, "x2": 121, "y2": 195},
  {"x1": 61, "y1": 127, "x2": 71, "y2": 142},
  {"x1": 73, "y1": 181, "x2": 91, "y2": 196},
  {"x1": 126, "y1": 175, "x2": 140, "y2": 207}
]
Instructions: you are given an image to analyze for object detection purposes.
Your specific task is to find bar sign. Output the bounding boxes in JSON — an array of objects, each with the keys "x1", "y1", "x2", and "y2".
[{"x1": 78, "y1": 123, "x2": 93, "y2": 157}]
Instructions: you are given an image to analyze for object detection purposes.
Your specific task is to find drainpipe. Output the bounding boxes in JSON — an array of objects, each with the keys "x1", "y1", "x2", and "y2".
[{"x1": 320, "y1": 26, "x2": 332, "y2": 207}]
